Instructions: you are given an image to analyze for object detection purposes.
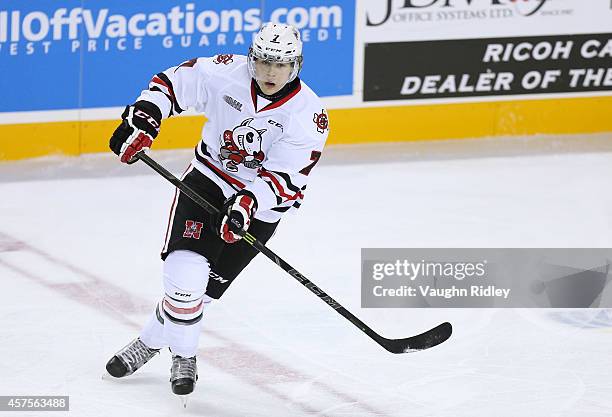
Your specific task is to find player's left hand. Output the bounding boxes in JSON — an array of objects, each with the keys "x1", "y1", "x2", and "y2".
[{"x1": 218, "y1": 190, "x2": 258, "y2": 243}]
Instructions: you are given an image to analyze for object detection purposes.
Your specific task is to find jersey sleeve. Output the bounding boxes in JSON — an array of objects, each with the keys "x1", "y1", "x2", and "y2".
[
  {"x1": 136, "y1": 57, "x2": 215, "y2": 118},
  {"x1": 246, "y1": 110, "x2": 330, "y2": 213}
]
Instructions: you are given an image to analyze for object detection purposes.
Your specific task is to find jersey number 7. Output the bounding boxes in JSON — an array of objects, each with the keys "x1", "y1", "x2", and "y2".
[{"x1": 299, "y1": 151, "x2": 322, "y2": 176}]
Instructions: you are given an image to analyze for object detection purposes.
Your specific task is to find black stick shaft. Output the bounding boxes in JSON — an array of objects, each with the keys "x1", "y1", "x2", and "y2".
[
  {"x1": 137, "y1": 154, "x2": 380, "y2": 333},
  {"x1": 136, "y1": 152, "x2": 452, "y2": 353}
]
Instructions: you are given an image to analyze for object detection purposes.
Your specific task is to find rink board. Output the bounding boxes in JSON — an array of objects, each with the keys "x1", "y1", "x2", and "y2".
[{"x1": 1, "y1": 94, "x2": 612, "y2": 160}]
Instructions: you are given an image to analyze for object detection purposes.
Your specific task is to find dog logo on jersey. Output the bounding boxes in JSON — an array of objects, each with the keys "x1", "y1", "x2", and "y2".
[
  {"x1": 313, "y1": 109, "x2": 329, "y2": 134},
  {"x1": 213, "y1": 54, "x2": 234, "y2": 65},
  {"x1": 219, "y1": 118, "x2": 266, "y2": 172},
  {"x1": 183, "y1": 220, "x2": 204, "y2": 239}
]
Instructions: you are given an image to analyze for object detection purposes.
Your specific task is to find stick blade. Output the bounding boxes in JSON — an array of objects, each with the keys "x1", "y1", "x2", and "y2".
[{"x1": 380, "y1": 322, "x2": 452, "y2": 354}]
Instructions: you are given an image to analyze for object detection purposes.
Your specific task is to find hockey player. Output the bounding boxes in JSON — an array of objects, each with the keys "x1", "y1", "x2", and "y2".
[{"x1": 104, "y1": 23, "x2": 329, "y2": 397}]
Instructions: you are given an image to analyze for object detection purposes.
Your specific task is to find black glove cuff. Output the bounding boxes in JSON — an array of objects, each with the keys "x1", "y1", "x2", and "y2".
[
  {"x1": 133, "y1": 100, "x2": 163, "y2": 124},
  {"x1": 120, "y1": 101, "x2": 162, "y2": 139}
]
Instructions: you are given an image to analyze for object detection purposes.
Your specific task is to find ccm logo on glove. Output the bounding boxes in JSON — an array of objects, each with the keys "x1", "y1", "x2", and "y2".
[
  {"x1": 218, "y1": 190, "x2": 258, "y2": 244},
  {"x1": 110, "y1": 102, "x2": 162, "y2": 164}
]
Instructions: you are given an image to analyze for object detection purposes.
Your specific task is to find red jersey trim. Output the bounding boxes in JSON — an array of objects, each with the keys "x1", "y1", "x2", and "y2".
[
  {"x1": 259, "y1": 170, "x2": 304, "y2": 202},
  {"x1": 152, "y1": 75, "x2": 174, "y2": 99},
  {"x1": 199, "y1": 154, "x2": 246, "y2": 190},
  {"x1": 250, "y1": 79, "x2": 301, "y2": 113}
]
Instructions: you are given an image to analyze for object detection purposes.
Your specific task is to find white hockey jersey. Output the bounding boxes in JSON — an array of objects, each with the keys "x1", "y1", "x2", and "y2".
[{"x1": 136, "y1": 54, "x2": 329, "y2": 223}]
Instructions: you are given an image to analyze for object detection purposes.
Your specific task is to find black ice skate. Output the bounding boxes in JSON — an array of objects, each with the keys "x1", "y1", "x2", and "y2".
[
  {"x1": 170, "y1": 355, "x2": 198, "y2": 395},
  {"x1": 105, "y1": 337, "x2": 160, "y2": 378}
]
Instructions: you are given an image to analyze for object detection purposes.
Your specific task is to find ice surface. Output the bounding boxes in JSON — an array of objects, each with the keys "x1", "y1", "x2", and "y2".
[{"x1": 1, "y1": 138, "x2": 612, "y2": 416}]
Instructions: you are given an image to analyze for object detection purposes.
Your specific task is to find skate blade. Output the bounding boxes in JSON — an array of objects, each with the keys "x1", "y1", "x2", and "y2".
[
  {"x1": 178, "y1": 395, "x2": 190, "y2": 409},
  {"x1": 101, "y1": 372, "x2": 121, "y2": 380}
]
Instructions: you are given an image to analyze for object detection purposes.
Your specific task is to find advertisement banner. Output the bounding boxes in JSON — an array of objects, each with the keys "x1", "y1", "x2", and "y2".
[
  {"x1": 364, "y1": 33, "x2": 612, "y2": 101},
  {"x1": 361, "y1": 0, "x2": 612, "y2": 42},
  {"x1": 0, "y1": 0, "x2": 355, "y2": 112}
]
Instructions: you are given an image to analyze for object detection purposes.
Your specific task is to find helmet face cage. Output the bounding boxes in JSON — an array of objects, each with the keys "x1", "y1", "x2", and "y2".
[{"x1": 247, "y1": 48, "x2": 303, "y2": 85}]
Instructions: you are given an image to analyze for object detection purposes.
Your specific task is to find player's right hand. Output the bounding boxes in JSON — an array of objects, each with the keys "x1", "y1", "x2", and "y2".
[
  {"x1": 218, "y1": 190, "x2": 258, "y2": 244},
  {"x1": 109, "y1": 102, "x2": 162, "y2": 164}
]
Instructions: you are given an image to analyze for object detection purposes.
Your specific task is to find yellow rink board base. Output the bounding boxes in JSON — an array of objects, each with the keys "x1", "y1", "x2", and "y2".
[{"x1": 1, "y1": 95, "x2": 611, "y2": 161}]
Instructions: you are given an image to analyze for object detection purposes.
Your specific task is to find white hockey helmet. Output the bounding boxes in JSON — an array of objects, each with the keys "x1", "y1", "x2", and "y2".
[{"x1": 248, "y1": 22, "x2": 303, "y2": 84}]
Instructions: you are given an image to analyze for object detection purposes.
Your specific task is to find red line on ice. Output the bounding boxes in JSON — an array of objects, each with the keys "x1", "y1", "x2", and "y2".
[{"x1": 0, "y1": 231, "x2": 388, "y2": 417}]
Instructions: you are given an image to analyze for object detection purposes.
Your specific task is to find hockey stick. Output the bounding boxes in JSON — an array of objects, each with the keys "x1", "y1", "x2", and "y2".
[{"x1": 135, "y1": 152, "x2": 452, "y2": 353}]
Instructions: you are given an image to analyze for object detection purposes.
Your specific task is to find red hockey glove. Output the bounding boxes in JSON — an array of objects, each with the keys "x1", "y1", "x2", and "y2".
[
  {"x1": 110, "y1": 101, "x2": 161, "y2": 164},
  {"x1": 218, "y1": 190, "x2": 258, "y2": 244}
]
